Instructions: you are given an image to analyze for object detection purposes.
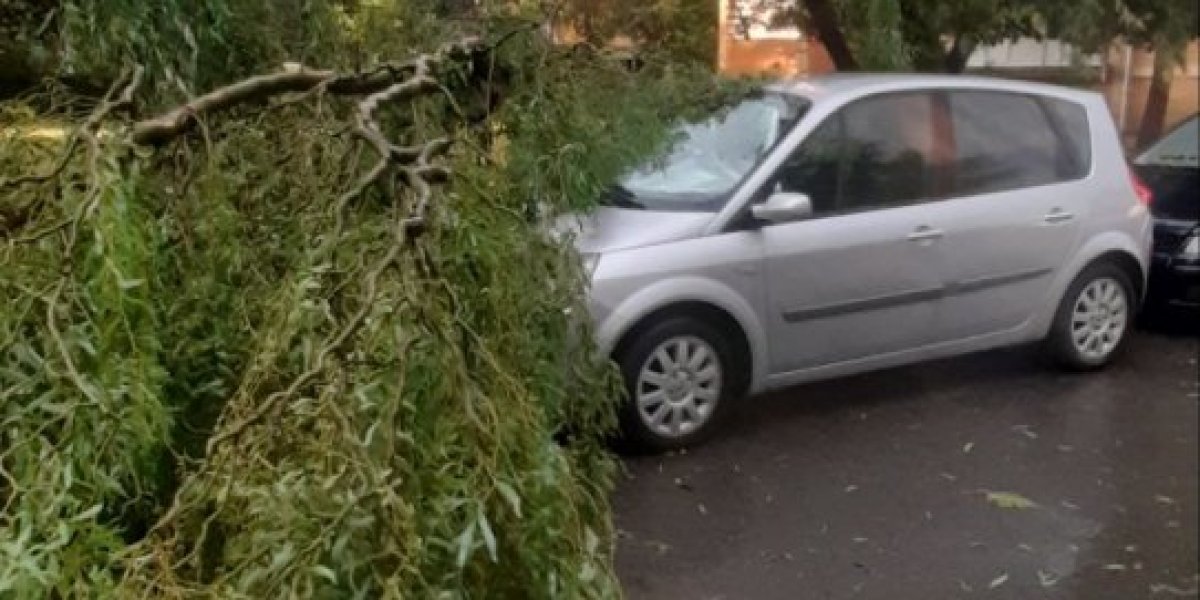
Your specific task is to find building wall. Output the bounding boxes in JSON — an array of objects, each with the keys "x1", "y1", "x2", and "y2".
[{"x1": 1100, "y1": 41, "x2": 1200, "y2": 145}]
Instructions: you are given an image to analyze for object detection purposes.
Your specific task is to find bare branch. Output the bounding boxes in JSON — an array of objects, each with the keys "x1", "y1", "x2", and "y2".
[
  {"x1": 131, "y1": 68, "x2": 338, "y2": 145},
  {"x1": 132, "y1": 37, "x2": 486, "y2": 146}
]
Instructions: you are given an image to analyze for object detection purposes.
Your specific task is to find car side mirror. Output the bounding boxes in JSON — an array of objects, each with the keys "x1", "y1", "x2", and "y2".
[{"x1": 751, "y1": 192, "x2": 813, "y2": 224}]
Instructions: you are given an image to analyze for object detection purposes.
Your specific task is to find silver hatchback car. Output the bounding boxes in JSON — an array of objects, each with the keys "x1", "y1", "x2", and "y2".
[{"x1": 568, "y1": 74, "x2": 1152, "y2": 451}]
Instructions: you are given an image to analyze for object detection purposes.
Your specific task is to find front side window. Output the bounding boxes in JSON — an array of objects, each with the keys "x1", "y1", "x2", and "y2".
[
  {"x1": 774, "y1": 92, "x2": 940, "y2": 216},
  {"x1": 616, "y1": 92, "x2": 808, "y2": 211}
]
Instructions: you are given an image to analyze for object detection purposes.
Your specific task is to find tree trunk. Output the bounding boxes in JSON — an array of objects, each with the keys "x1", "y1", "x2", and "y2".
[
  {"x1": 802, "y1": 0, "x2": 858, "y2": 70},
  {"x1": 943, "y1": 36, "x2": 975, "y2": 73},
  {"x1": 1137, "y1": 50, "x2": 1173, "y2": 149}
]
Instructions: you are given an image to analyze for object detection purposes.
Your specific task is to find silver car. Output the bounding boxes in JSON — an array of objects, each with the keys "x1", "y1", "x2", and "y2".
[{"x1": 569, "y1": 74, "x2": 1152, "y2": 451}]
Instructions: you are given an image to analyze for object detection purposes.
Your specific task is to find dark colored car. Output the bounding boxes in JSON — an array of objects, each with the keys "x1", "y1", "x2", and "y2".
[{"x1": 1135, "y1": 114, "x2": 1199, "y2": 309}]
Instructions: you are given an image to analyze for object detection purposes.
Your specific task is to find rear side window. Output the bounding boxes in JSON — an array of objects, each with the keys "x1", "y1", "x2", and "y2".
[
  {"x1": 1042, "y1": 97, "x2": 1092, "y2": 175},
  {"x1": 947, "y1": 91, "x2": 1090, "y2": 197}
]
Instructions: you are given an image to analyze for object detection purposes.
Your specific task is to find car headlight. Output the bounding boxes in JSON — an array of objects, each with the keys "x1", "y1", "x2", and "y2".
[{"x1": 1179, "y1": 234, "x2": 1200, "y2": 260}]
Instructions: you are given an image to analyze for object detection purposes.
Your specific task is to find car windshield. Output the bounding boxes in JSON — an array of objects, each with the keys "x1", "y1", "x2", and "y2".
[
  {"x1": 1137, "y1": 115, "x2": 1199, "y2": 169},
  {"x1": 613, "y1": 92, "x2": 808, "y2": 211}
]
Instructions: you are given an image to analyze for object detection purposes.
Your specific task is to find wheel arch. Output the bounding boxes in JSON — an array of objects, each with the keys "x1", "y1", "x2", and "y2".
[
  {"x1": 596, "y1": 275, "x2": 767, "y2": 395},
  {"x1": 610, "y1": 301, "x2": 755, "y2": 399},
  {"x1": 1091, "y1": 250, "x2": 1146, "y2": 305},
  {"x1": 1033, "y1": 232, "x2": 1149, "y2": 338}
]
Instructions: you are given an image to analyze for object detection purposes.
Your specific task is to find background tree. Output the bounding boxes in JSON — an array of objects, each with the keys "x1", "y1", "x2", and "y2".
[
  {"x1": 740, "y1": 0, "x2": 1038, "y2": 72},
  {"x1": 1042, "y1": 0, "x2": 1198, "y2": 146},
  {"x1": 559, "y1": 0, "x2": 720, "y2": 65},
  {"x1": 893, "y1": 0, "x2": 1039, "y2": 72}
]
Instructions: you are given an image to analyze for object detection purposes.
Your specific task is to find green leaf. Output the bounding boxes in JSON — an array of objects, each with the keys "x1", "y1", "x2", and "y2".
[
  {"x1": 71, "y1": 504, "x2": 103, "y2": 522},
  {"x1": 311, "y1": 564, "x2": 337, "y2": 584},
  {"x1": 496, "y1": 481, "x2": 521, "y2": 518},
  {"x1": 477, "y1": 511, "x2": 497, "y2": 562},
  {"x1": 455, "y1": 520, "x2": 476, "y2": 569},
  {"x1": 984, "y1": 491, "x2": 1037, "y2": 510}
]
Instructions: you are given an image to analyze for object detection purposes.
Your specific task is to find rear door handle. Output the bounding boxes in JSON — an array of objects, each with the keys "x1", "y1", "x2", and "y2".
[
  {"x1": 907, "y1": 226, "x2": 945, "y2": 242},
  {"x1": 1043, "y1": 209, "x2": 1075, "y2": 224}
]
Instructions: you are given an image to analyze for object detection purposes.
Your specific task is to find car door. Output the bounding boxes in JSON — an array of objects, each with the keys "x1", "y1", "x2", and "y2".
[
  {"x1": 932, "y1": 91, "x2": 1091, "y2": 340},
  {"x1": 757, "y1": 91, "x2": 951, "y2": 374}
]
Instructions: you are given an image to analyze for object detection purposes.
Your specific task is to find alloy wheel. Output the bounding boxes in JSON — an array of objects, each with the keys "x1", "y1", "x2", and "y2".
[
  {"x1": 1070, "y1": 277, "x2": 1128, "y2": 361},
  {"x1": 635, "y1": 336, "x2": 723, "y2": 439}
]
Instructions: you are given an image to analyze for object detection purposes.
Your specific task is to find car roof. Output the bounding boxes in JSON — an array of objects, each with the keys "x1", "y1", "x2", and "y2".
[{"x1": 767, "y1": 73, "x2": 1100, "y2": 104}]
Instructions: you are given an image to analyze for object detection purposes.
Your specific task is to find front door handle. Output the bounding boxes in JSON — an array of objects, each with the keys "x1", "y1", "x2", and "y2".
[
  {"x1": 907, "y1": 226, "x2": 945, "y2": 242},
  {"x1": 1043, "y1": 209, "x2": 1075, "y2": 224}
]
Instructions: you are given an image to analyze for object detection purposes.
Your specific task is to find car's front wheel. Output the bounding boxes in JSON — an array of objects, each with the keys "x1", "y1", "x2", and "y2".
[
  {"x1": 615, "y1": 316, "x2": 735, "y2": 452},
  {"x1": 1045, "y1": 262, "x2": 1135, "y2": 370}
]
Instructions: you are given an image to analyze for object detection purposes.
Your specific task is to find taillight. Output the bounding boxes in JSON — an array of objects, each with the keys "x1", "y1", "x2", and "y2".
[{"x1": 1128, "y1": 166, "x2": 1153, "y2": 205}]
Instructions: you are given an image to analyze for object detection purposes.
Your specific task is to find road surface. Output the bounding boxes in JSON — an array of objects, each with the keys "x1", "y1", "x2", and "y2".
[{"x1": 615, "y1": 322, "x2": 1198, "y2": 599}]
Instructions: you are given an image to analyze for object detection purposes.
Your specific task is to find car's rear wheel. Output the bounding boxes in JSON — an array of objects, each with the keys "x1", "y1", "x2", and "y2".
[
  {"x1": 615, "y1": 316, "x2": 735, "y2": 452},
  {"x1": 1045, "y1": 262, "x2": 1135, "y2": 370}
]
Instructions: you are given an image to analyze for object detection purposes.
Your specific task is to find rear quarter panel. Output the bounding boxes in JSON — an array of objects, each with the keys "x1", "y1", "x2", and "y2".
[{"x1": 1027, "y1": 94, "x2": 1152, "y2": 338}]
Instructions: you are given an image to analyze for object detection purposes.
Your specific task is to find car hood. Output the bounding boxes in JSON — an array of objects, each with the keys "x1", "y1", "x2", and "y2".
[{"x1": 555, "y1": 207, "x2": 714, "y2": 254}]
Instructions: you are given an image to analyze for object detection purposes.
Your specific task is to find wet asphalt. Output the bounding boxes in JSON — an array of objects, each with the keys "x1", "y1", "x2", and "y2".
[{"x1": 614, "y1": 316, "x2": 1198, "y2": 599}]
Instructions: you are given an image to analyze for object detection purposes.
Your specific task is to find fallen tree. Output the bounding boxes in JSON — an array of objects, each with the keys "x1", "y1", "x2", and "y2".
[{"x1": 0, "y1": 1, "x2": 741, "y2": 596}]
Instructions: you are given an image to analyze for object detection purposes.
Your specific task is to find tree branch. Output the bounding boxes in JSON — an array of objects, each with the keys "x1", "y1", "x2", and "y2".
[{"x1": 131, "y1": 37, "x2": 484, "y2": 146}]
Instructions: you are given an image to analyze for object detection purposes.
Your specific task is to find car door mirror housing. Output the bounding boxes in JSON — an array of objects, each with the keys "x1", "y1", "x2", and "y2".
[{"x1": 751, "y1": 192, "x2": 813, "y2": 223}]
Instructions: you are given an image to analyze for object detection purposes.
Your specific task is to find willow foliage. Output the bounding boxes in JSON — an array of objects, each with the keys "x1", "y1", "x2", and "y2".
[{"x1": 1, "y1": 0, "x2": 741, "y2": 596}]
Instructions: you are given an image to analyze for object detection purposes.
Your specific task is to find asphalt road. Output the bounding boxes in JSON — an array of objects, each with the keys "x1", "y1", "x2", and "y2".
[{"x1": 614, "y1": 319, "x2": 1198, "y2": 599}]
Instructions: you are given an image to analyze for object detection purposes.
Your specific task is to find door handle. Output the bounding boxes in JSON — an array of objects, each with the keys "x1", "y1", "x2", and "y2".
[
  {"x1": 1043, "y1": 209, "x2": 1075, "y2": 224},
  {"x1": 906, "y1": 226, "x2": 945, "y2": 242}
]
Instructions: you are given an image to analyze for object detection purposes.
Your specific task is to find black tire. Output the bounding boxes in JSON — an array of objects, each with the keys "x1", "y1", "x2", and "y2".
[
  {"x1": 1044, "y1": 262, "x2": 1136, "y2": 371},
  {"x1": 614, "y1": 316, "x2": 739, "y2": 453}
]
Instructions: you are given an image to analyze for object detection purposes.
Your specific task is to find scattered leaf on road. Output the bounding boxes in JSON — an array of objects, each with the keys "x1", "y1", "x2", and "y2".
[
  {"x1": 1103, "y1": 564, "x2": 1127, "y2": 571},
  {"x1": 845, "y1": 485, "x2": 858, "y2": 493},
  {"x1": 1154, "y1": 495, "x2": 1176, "y2": 505},
  {"x1": 1012, "y1": 425, "x2": 1038, "y2": 439},
  {"x1": 1038, "y1": 570, "x2": 1060, "y2": 587},
  {"x1": 989, "y1": 573, "x2": 1009, "y2": 589},
  {"x1": 983, "y1": 490, "x2": 1038, "y2": 510},
  {"x1": 1149, "y1": 582, "x2": 1199, "y2": 596},
  {"x1": 963, "y1": 442, "x2": 975, "y2": 453}
]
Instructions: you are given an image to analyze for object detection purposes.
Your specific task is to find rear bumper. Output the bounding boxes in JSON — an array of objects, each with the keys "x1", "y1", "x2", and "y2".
[{"x1": 1148, "y1": 255, "x2": 1200, "y2": 307}]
